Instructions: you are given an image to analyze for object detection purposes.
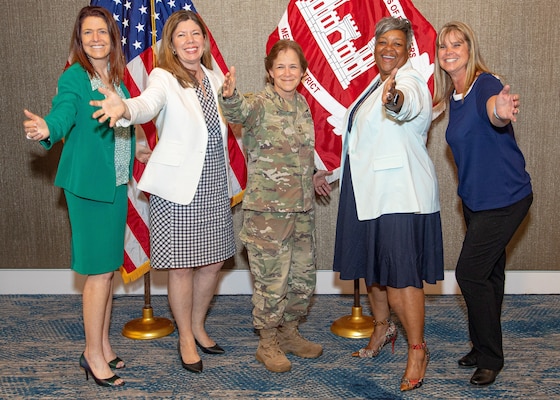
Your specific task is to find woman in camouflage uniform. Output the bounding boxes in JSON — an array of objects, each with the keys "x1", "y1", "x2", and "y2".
[{"x1": 219, "y1": 40, "x2": 323, "y2": 373}]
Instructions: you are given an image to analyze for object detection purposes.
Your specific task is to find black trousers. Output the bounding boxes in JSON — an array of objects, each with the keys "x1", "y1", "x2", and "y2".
[{"x1": 455, "y1": 193, "x2": 532, "y2": 371}]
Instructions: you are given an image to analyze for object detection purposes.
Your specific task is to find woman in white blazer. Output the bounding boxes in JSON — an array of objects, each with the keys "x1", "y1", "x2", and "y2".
[
  {"x1": 315, "y1": 17, "x2": 444, "y2": 392},
  {"x1": 92, "y1": 10, "x2": 235, "y2": 374}
]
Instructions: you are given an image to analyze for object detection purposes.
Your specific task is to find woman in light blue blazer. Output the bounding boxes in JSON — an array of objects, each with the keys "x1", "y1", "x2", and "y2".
[{"x1": 316, "y1": 17, "x2": 443, "y2": 392}]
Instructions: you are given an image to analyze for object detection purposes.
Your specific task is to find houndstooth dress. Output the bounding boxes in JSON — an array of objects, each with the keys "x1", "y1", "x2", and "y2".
[{"x1": 149, "y1": 74, "x2": 235, "y2": 268}]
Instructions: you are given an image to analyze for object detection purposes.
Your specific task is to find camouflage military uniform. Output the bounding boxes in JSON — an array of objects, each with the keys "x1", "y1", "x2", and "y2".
[{"x1": 219, "y1": 84, "x2": 316, "y2": 329}]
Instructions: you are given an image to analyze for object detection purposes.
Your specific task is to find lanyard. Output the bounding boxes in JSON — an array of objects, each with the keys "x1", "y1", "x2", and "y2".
[{"x1": 347, "y1": 78, "x2": 382, "y2": 133}]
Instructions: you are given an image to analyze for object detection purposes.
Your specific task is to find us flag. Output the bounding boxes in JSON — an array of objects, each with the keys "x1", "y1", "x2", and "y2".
[
  {"x1": 91, "y1": 0, "x2": 247, "y2": 282},
  {"x1": 268, "y1": 0, "x2": 437, "y2": 178}
]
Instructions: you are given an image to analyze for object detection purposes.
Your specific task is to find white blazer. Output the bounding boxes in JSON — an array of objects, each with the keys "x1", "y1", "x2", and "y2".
[
  {"x1": 340, "y1": 60, "x2": 440, "y2": 220},
  {"x1": 119, "y1": 66, "x2": 231, "y2": 205}
]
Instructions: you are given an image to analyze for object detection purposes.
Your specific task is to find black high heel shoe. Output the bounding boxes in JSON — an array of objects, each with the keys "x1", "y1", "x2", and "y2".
[
  {"x1": 80, "y1": 353, "x2": 125, "y2": 387},
  {"x1": 195, "y1": 339, "x2": 225, "y2": 354},
  {"x1": 177, "y1": 342, "x2": 203, "y2": 373},
  {"x1": 108, "y1": 356, "x2": 125, "y2": 369}
]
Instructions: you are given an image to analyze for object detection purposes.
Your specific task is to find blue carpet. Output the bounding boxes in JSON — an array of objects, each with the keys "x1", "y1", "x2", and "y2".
[{"x1": 0, "y1": 294, "x2": 559, "y2": 399}]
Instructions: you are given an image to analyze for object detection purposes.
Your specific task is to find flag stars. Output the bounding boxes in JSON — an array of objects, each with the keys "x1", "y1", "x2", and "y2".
[
  {"x1": 112, "y1": 0, "x2": 122, "y2": 5},
  {"x1": 168, "y1": 0, "x2": 176, "y2": 8},
  {"x1": 123, "y1": 19, "x2": 129, "y2": 28},
  {"x1": 124, "y1": 0, "x2": 131, "y2": 10},
  {"x1": 133, "y1": 40, "x2": 142, "y2": 50},
  {"x1": 139, "y1": 5, "x2": 148, "y2": 14},
  {"x1": 136, "y1": 22, "x2": 145, "y2": 32},
  {"x1": 121, "y1": 37, "x2": 127, "y2": 46},
  {"x1": 183, "y1": 4, "x2": 192, "y2": 11},
  {"x1": 112, "y1": 13, "x2": 120, "y2": 22}
]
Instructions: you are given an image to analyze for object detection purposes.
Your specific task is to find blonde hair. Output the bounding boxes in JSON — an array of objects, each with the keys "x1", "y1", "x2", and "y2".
[{"x1": 433, "y1": 21, "x2": 494, "y2": 105}]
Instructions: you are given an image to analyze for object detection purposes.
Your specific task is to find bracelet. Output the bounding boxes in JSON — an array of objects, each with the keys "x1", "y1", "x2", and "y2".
[{"x1": 493, "y1": 105, "x2": 505, "y2": 121}]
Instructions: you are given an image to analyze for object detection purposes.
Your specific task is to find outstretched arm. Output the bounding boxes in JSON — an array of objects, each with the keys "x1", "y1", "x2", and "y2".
[
  {"x1": 90, "y1": 86, "x2": 130, "y2": 127},
  {"x1": 488, "y1": 84, "x2": 520, "y2": 127},
  {"x1": 381, "y1": 68, "x2": 403, "y2": 113},
  {"x1": 23, "y1": 109, "x2": 50, "y2": 141}
]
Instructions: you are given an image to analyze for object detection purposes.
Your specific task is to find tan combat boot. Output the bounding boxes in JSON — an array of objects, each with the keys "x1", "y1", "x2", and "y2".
[
  {"x1": 277, "y1": 320, "x2": 323, "y2": 358},
  {"x1": 255, "y1": 328, "x2": 291, "y2": 372}
]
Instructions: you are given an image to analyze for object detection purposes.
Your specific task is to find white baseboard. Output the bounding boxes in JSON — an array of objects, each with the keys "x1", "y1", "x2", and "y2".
[{"x1": 0, "y1": 269, "x2": 558, "y2": 295}]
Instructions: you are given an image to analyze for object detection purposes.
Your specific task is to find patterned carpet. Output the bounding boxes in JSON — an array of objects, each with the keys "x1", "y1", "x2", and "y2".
[{"x1": 0, "y1": 294, "x2": 559, "y2": 399}]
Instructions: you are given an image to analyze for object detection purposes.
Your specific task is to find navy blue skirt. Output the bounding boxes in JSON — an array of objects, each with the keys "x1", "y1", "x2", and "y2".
[{"x1": 333, "y1": 160, "x2": 444, "y2": 289}]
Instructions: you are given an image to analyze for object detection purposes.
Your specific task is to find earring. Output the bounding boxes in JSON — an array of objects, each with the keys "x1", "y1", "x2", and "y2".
[{"x1": 172, "y1": 49, "x2": 176, "y2": 55}]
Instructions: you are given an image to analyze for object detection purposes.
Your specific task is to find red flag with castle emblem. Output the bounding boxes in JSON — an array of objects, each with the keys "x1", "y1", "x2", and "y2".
[{"x1": 268, "y1": 0, "x2": 436, "y2": 177}]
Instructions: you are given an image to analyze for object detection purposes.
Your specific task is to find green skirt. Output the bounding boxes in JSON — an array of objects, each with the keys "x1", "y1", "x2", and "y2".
[{"x1": 64, "y1": 185, "x2": 128, "y2": 275}]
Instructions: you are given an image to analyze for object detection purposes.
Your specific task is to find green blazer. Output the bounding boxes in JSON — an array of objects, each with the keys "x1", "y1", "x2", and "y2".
[{"x1": 42, "y1": 63, "x2": 135, "y2": 203}]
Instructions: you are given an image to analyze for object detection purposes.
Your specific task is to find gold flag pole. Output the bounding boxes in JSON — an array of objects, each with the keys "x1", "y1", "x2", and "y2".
[
  {"x1": 122, "y1": 270, "x2": 175, "y2": 339},
  {"x1": 121, "y1": 0, "x2": 173, "y2": 341},
  {"x1": 330, "y1": 279, "x2": 374, "y2": 338}
]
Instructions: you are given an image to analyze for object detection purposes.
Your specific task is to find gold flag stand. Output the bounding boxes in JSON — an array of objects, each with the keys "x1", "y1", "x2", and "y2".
[
  {"x1": 330, "y1": 279, "x2": 374, "y2": 338},
  {"x1": 122, "y1": 271, "x2": 175, "y2": 340}
]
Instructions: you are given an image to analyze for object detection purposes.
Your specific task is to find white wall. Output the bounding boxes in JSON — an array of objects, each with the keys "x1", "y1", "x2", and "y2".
[{"x1": 1, "y1": 270, "x2": 558, "y2": 295}]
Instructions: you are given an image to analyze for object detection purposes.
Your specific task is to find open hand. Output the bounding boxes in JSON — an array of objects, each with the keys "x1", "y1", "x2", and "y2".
[
  {"x1": 494, "y1": 85, "x2": 520, "y2": 122},
  {"x1": 90, "y1": 86, "x2": 127, "y2": 127},
  {"x1": 222, "y1": 66, "x2": 237, "y2": 98},
  {"x1": 23, "y1": 109, "x2": 50, "y2": 141}
]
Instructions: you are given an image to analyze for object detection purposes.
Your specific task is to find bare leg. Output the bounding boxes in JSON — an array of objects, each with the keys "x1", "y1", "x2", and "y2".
[
  {"x1": 100, "y1": 280, "x2": 123, "y2": 367},
  {"x1": 388, "y1": 286, "x2": 427, "y2": 381},
  {"x1": 364, "y1": 284, "x2": 391, "y2": 350},
  {"x1": 191, "y1": 262, "x2": 223, "y2": 347},
  {"x1": 168, "y1": 268, "x2": 199, "y2": 364},
  {"x1": 82, "y1": 272, "x2": 124, "y2": 384}
]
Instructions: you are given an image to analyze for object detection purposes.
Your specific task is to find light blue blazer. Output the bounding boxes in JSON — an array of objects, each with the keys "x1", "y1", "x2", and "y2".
[{"x1": 340, "y1": 60, "x2": 440, "y2": 221}]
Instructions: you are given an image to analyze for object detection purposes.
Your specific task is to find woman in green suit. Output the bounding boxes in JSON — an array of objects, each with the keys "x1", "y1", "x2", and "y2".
[{"x1": 23, "y1": 6, "x2": 134, "y2": 387}]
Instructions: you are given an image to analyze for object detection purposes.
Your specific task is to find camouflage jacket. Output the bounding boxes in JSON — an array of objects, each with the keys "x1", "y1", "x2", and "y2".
[{"x1": 220, "y1": 84, "x2": 315, "y2": 212}]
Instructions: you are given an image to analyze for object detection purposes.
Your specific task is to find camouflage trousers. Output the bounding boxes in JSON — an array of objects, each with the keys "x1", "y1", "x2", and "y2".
[{"x1": 240, "y1": 209, "x2": 317, "y2": 330}]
